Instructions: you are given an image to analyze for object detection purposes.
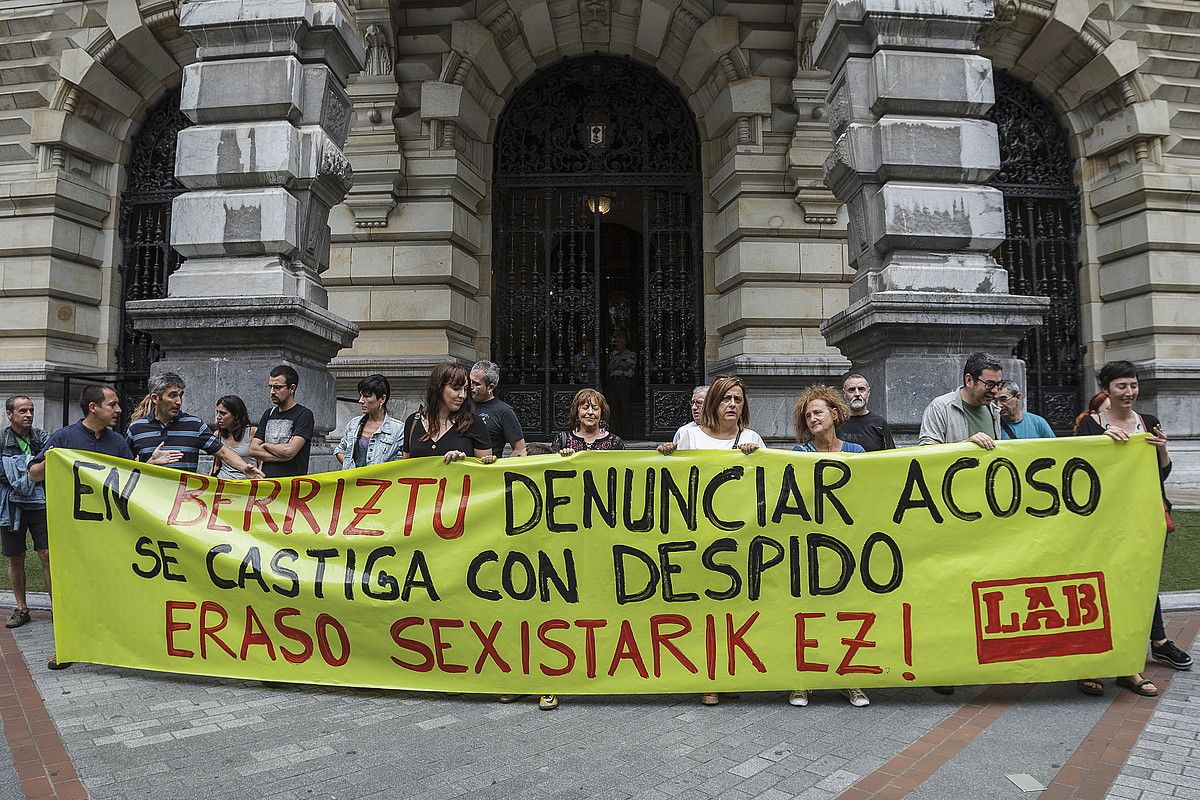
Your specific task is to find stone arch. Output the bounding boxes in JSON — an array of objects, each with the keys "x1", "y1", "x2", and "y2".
[
  {"x1": 36, "y1": 0, "x2": 193, "y2": 192},
  {"x1": 978, "y1": 0, "x2": 1167, "y2": 168}
]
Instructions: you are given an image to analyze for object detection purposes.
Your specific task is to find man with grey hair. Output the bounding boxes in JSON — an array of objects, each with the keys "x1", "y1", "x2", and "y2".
[
  {"x1": 469, "y1": 360, "x2": 526, "y2": 457},
  {"x1": 126, "y1": 372, "x2": 262, "y2": 477},
  {"x1": 995, "y1": 379, "x2": 1055, "y2": 440},
  {"x1": 1, "y1": 395, "x2": 49, "y2": 629},
  {"x1": 838, "y1": 373, "x2": 895, "y2": 451}
]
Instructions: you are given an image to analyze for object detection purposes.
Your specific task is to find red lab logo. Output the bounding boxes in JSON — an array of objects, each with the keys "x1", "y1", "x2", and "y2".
[{"x1": 971, "y1": 572, "x2": 1112, "y2": 665}]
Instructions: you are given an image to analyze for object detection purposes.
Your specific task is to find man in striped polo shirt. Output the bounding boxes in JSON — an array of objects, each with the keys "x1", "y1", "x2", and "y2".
[{"x1": 126, "y1": 373, "x2": 263, "y2": 478}]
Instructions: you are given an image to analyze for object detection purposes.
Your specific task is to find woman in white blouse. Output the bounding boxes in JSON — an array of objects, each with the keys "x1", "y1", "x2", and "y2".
[{"x1": 658, "y1": 375, "x2": 762, "y2": 705}]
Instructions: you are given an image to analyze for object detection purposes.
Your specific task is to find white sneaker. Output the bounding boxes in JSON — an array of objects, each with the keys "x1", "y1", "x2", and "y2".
[
  {"x1": 843, "y1": 688, "x2": 870, "y2": 707},
  {"x1": 788, "y1": 690, "x2": 809, "y2": 706}
]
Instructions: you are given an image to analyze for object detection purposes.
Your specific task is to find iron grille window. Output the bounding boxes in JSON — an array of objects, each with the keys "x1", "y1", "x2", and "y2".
[
  {"x1": 492, "y1": 56, "x2": 703, "y2": 441},
  {"x1": 116, "y1": 90, "x2": 191, "y2": 382},
  {"x1": 988, "y1": 72, "x2": 1084, "y2": 431}
]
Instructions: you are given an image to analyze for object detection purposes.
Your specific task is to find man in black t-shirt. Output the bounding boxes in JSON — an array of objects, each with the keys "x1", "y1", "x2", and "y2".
[
  {"x1": 469, "y1": 360, "x2": 526, "y2": 457},
  {"x1": 249, "y1": 365, "x2": 315, "y2": 477},
  {"x1": 837, "y1": 373, "x2": 895, "y2": 452}
]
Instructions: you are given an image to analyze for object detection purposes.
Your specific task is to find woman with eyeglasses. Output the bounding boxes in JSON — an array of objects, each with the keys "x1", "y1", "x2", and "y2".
[
  {"x1": 658, "y1": 376, "x2": 763, "y2": 705},
  {"x1": 656, "y1": 385, "x2": 707, "y2": 454},
  {"x1": 1074, "y1": 361, "x2": 1190, "y2": 699}
]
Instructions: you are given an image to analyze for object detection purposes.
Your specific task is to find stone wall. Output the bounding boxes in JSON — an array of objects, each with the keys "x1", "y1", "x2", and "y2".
[{"x1": 0, "y1": 0, "x2": 1197, "y2": 483}]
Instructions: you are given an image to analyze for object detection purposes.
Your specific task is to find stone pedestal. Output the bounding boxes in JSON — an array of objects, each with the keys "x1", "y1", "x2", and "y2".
[
  {"x1": 814, "y1": 0, "x2": 1047, "y2": 439},
  {"x1": 127, "y1": 0, "x2": 364, "y2": 467}
]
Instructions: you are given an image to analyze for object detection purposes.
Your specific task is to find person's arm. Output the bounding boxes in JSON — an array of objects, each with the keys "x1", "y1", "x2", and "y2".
[
  {"x1": 501, "y1": 407, "x2": 525, "y2": 457},
  {"x1": 214, "y1": 444, "x2": 263, "y2": 479},
  {"x1": 247, "y1": 411, "x2": 274, "y2": 462},
  {"x1": 880, "y1": 421, "x2": 896, "y2": 450},
  {"x1": 28, "y1": 460, "x2": 45, "y2": 482},
  {"x1": 334, "y1": 417, "x2": 356, "y2": 466},
  {"x1": 917, "y1": 402, "x2": 945, "y2": 446}
]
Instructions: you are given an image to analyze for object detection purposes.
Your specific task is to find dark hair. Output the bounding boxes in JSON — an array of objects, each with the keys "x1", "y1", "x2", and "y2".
[
  {"x1": 79, "y1": 385, "x2": 111, "y2": 417},
  {"x1": 270, "y1": 364, "x2": 299, "y2": 387},
  {"x1": 568, "y1": 388, "x2": 610, "y2": 430},
  {"x1": 216, "y1": 395, "x2": 251, "y2": 442},
  {"x1": 524, "y1": 442, "x2": 555, "y2": 456},
  {"x1": 700, "y1": 376, "x2": 750, "y2": 430},
  {"x1": 1073, "y1": 391, "x2": 1109, "y2": 435},
  {"x1": 421, "y1": 363, "x2": 475, "y2": 439},
  {"x1": 1097, "y1": 360, "x2": 1138, "y2": 390},
  {"x1": 963, "y1": 352, "x2": 1003, "y2": 381},
  {"x1": 357, "y1": 374, "x2": 391, "y2": 406},
  {"x1": 5, "y1": 395, "x2": 31, "y2": 413}
]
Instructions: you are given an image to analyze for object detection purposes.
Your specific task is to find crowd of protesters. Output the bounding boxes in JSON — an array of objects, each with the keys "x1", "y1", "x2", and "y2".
[{"x1": 0, "y1": 350, "x2": 1189, "y2": 705}]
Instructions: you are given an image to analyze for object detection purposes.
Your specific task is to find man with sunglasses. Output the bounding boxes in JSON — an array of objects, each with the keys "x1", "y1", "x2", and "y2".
[{"x1": 918, "y1": 352, "x2": 1003, "y2": 450}]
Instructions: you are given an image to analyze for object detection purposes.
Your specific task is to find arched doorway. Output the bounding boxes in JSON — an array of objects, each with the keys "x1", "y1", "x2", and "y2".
[
  {"x1": 988, "y1": 72, "x2": 1083, "y2": 430},
  {"x1": 491, "y1": 56, "x2": 703, "y2": 441},
  {"x1": 116, "y1": 90, "x2": 191, "y2": 384}
]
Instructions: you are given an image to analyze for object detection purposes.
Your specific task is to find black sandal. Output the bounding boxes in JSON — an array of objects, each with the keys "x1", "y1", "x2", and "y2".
[
  {"x1": 1077, "y1": 679, "x2": 1105, "y2": 696},
  {"x1": 1116, "y1": 676, "x2": 1157, "y2": 697}
]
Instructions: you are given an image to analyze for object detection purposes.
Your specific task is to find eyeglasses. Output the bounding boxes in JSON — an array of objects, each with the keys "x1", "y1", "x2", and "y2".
[
  {"x1": 994, "y1": 395, "x2": 1015, "y2": 403},
  {"x1": 267, "y1": 383, "x2": 289, "y2": 391},
  {"x1": 690, "y1": 400, "x2": 704, "y2": 407},
  {"x1": 972, "y1": 378, "x2": 1002, "y2": 391}
]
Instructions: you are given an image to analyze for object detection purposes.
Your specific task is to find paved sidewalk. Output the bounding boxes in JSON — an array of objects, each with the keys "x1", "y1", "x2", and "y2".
[{"x1": 0, "y1": 611, "x2": 1197, "y2": 800}]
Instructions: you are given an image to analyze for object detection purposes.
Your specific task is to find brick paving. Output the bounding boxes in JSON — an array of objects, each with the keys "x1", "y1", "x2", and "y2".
[{"x1": 0, "y1": 609, "x2": 1197, "y2": 799}]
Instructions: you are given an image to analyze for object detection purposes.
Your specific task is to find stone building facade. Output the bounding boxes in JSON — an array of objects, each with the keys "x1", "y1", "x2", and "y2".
[{"x1": 0, "y1": 0, "x2": 1197, "y2": 484}]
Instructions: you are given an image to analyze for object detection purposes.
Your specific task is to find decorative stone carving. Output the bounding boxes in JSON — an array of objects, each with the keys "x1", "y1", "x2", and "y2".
[{"x1": 364, "y1": 23, "x2": 392, "y2": 77}]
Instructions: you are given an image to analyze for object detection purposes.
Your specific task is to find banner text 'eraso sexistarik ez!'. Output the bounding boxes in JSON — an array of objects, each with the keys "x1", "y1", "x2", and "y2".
[{"x1": 46, "y1": 438, "x2": 1165, "y2": 693}]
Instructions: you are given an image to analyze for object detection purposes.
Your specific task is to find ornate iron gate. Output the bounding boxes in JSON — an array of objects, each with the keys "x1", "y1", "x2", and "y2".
[
  {"x1": 116, "y1": 90, "x2": 191, "y2": 382},
  {"x1": 988, "y1": 72, "x2": 1083, "y2": 430},
  {"x1": 492, "y1": 56, "x2": 703, "y2": 441}
]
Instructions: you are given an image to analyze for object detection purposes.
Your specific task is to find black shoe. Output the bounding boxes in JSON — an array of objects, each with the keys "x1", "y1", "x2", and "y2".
[
  {"x1": 1151, "y1": 640, "x2": 1193, "y2": 670},
  {"x1": 932, "y1": 685, "x2": 955, "y2": 695}
]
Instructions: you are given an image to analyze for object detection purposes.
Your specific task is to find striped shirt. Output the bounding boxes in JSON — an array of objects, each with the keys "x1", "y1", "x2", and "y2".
[{"x1": 125, "y1": 413, "x2": 222, "y2": 473}]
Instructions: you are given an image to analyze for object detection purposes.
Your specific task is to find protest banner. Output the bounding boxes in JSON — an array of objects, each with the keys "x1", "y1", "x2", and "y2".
[{"x1": 46, "y1": 436, "x2": 1165, "y2": 693}]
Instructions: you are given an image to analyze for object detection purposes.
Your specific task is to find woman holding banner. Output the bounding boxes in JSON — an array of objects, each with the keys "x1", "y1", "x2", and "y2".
[
  {"x1": 402, "y1": 363, "x2": 495, "y2": 464},
  {"x1": 552, "y1": 388, "x2": 625, "y2": 454},
  {"x1": 788, "y1": 385, "x2": 870, "y2": 708},
  {"x1": 335, "y1": 374, "x2": 405, "y2": 468},
  {"x1": 659, "y1": 375, "x2": 762, "y2": 705},
  {"x1": 1075, "y1": 360, "x2": 1191, "y2": 699}
]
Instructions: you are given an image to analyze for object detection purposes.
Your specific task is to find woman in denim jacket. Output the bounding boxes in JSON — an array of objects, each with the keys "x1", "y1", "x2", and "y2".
[{"x1": 335, "y1": 374, "x2": 405, "y2": 468}]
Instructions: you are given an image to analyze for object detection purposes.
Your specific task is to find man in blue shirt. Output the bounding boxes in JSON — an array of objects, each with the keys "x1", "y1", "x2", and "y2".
[
  {"x1": 28, "y1": 384, "x2": 181, "y2": 669},
  {"x1": 995, "y1": 380, "x2": 1056, "y2": 440},
  {"x1": 125, "y1": 373, "x2": 261, "y2": 477}
]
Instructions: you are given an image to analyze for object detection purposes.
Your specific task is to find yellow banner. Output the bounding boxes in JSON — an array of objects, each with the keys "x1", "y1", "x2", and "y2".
[{"x1": 46, "y1": 437, "x2": 1165, "y2": 693}]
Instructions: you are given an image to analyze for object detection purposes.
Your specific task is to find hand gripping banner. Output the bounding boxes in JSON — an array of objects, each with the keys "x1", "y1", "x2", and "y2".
[{"x1": 46, "y1": 437, "x2": 1165, "y2": 693}]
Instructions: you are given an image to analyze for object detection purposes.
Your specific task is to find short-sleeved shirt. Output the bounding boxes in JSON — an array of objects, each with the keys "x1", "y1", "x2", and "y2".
[
  {"x1": 1000, "y1": 411, "x2": 1056, "y2": 440},
  {"x1": 962, "y1": 402, "x2": 995, "y2": 438},
  {"x1": 836, "y1": 412, "x2": 895, "y2": 452},
  {"x1": 403, "y1": 413, "x2": 490, "y2": 459},
  {"x1": 475, "y1": 398, "x2": 524, "y2": 456},
  {"x1": 254, "y1": 404, "x2": 315, "y2": 478},
  {"x1": 30, "y1": 421, "x2": 134, "y2": 467},
  {"x1": 126, "y1": 413, "x2": 223, "y2": 472}
]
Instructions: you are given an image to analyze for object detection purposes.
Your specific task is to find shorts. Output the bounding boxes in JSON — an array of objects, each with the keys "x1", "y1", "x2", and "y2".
[{"x1": 1, "y1": 507, "x2": 48, "y2": 557}]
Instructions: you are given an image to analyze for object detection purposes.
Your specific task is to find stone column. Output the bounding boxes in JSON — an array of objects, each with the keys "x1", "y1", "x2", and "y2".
[
  {"x1": 127, "y1": 0, "x2": 364, "y2": 466},
  {"x1": 814, "y1": 0, "x2": 1047, "y2": 440}
]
